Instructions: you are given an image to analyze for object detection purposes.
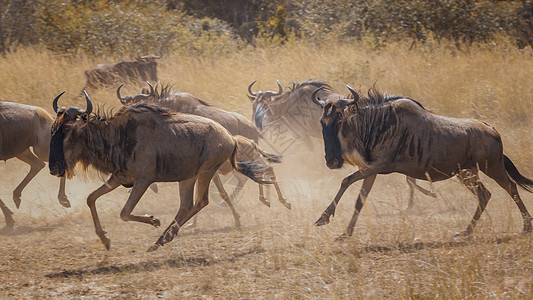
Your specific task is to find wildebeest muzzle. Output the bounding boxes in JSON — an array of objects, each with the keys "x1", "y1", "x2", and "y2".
[{"x1": 322, "y1": 123, "x2": 344, "y2": 169}]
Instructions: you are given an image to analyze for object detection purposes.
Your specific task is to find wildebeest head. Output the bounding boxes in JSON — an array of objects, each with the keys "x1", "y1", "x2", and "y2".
[
  {"x1": 247, "y1": 80, "x2": 285, "y2": 132},
  {"x1": 117, "y1": 81, "x2": 156, "y2": 105},
  {"x1": 312, "y1": 85, "x2": 360, "y2": 169},
  {"x1": 49, "y1": 91, "x2": 93, "y2": 177}
]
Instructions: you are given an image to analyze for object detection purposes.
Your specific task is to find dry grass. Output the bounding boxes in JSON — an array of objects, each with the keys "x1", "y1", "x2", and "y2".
[{"x1": 0, "y1": 40, "x2": 532, "y2": 299}]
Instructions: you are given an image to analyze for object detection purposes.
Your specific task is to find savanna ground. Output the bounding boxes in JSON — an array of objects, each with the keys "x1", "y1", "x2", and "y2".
[{"x1": 0, "y1": 40, "x2": 533, "y2": 298}]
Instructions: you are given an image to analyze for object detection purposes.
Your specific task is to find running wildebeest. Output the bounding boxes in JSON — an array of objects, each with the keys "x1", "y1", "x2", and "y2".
[
  {"x1": 117, "y1": 82, "x2": 291, "y2": 227},
  {"x1": 249, "y1": 80, "x2": 436, "y2": 209},
  {"x1": 84, "y1": 55, "x2": 161, "y2": 89},
  {"x1": 0, "y1": 101, "x2": 70, "y2": 230},
  {"x1": 312, "y1": 85, "x2": 533, "y2": 239},
  {"x1": 49, "y1": 91, "x2": 277, "y2": 251}
]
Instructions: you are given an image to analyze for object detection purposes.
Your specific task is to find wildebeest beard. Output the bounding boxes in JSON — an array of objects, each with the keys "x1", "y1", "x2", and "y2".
[
  {"x1": 49, "y1": 125, "x2": 67, "y2": 177},
  {"x1": 322, "y1": 121, "x2": 344, "y2": 169}
]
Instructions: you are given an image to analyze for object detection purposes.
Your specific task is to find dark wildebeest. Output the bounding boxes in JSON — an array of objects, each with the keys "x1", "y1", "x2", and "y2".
[
  {"x1": 0, "y1": 101, "x2": 70, "y2": 230},
  {"x1": 312, "y1": 85, "x2": 533, "y2": 239},
  {"x1": 248, "y1": 80, "x2": 436, "y2": 209},
  {"x1": 117, "y1": 82, "x2": 291, "y2": 226},
  {"x1": 49, "y1": 91, "x2": 277, "y2": 251},
  {"x1": 84, "y1": 55, "x2": 161, "y2": 89}
]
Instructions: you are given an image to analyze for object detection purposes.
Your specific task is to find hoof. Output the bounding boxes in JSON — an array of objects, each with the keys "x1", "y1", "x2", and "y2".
[
  {"x1": 147, "y1": 244, "x2": 160, "y2": 252},
  {"x1": 281, "y1": 201, "x2": 292, "y2": 210},
  {"x1": 146, "y1": 215, "x2": 160, "y2": 227},
  {"x1": 335, "y1": 233, "x2": 349, "y2": 241},
  {"x1": 314, "y1": 215, "x2": 330, "y2": 227},
  {"x1": 58, "y1": 197, "x2": 71, "y2": 208},
  {"x1": 453, "y1": 230, "x2": 470, "y2": 238},
  {"x1": 13, "y1": 196, "x2": 21, "y2": 209},
  {"x1": 428, "y1": 191, "x2": 437, "y2": 198},
  {"x1": 259, "y1": 197, "x2": 270, "y2": 208},
  {"x1": 100, "y1": 237, "x2": 111, "y2": 250}
]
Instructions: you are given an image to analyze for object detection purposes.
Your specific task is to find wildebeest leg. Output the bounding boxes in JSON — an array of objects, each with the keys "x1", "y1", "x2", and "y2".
[
  {"x1": 120, "y1": 179, "x2": 160, "y2": 227},
  {"x1": 148, "y1": 177, "x2": 196, "y2": 252},
  {"x1": 87, "y1": 175, "x2": 121, "y2": 250},
  {"x1": 258, "y1": 184, "x2": 271, "y2": 207},
  {"x1": 454, "y1": 169, "x2": 492, "y2": 237},
  {"x1": 57, "y1": 176, "x2": 71, "y2": 208},
  {"x1": 13, "y1": 149, "x2": 45, "y2": 209},
  {"x1": 213, "y1": 174, "x2": 241, "y2": 227},
  {"x1": 0, "y1": 198, "x2": 14, "y2": 230},
  {"x1": 337, "y1": 174, "x2": 378, "y2": 240},
  {"x1": 265, "y1": 168, "x2": 291, "y2": 209},
  {"x1": 150, "y1": 171, "x2": 216, "y2": 251},
  {"x1": 229, "y1": 173, "x2": 247, "y2": 201},
  {"x1": 487, "y1": 166, "x2": 533, "y2": 233},
  {"x1": 405, "y1": 176, "x2": 437, "y2": 210},
  {"x1": 315, "y1": 169, "x2": 372, "y2": 226}
]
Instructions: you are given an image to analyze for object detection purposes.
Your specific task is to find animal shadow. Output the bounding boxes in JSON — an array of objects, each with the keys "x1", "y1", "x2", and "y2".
[{"x1": 0, "y1": 225, "x2": 56, "y2": 236}]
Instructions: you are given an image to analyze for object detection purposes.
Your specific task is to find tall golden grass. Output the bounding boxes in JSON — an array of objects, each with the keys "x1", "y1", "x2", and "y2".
[{"x1": 0, "y1": 40, "x2": 532, "y2": 298}]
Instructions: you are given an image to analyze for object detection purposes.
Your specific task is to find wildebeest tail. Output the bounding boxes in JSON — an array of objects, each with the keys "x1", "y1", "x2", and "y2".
[
  {"x1": 230, "y1": 138, "x2": 275, "y2": 184},
  {"x1": 504, "y1": 155, "x2": 533, "y2": 192},
  {"x1": 256, "y1": 147, "x2": 282, "y2": 164}
]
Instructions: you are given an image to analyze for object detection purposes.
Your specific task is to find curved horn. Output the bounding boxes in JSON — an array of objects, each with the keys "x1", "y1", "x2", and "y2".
[
  {"x1": 83, "y1": 90, "x2": 93, "y2": 115},
  {"x1": 273, "y1": 80, "x2": 283, "y2": 96},
  {"x1": 52, "y1": 91, "x2": 65, "y2": 113},
  {"x1": 146, "y1": 81, "x2": 155, "y2": 96},
  {"x1": 346, "y1": 85, "x2": 360, "y2": 109},
  {"x1": 247, "y1": 80, "x2": 257, "y2": 97},
  {"x1": 117, "y1": 84, "x2": 132, "y2": 104},
  {"x1": 311, "y1": 86, "x2": 326, "y2": 108}
]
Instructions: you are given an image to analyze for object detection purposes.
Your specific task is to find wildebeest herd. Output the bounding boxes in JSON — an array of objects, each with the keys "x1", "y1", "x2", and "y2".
[{"x1": 1, "y1": 58, "x2": 532, "y2": 252}]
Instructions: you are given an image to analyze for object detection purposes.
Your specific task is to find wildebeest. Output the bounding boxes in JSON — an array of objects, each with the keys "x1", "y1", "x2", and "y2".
[
  {"x1": 49, "y1": 91, "x2": 277, "y2": 251},
  {"x1": 0, "y1": 101, "x2": 70, "y2": 230},
  {"x1": 84, "y1": 55, "x2": 161, "y2": 89},
  {"x1": 249, "y1": 80, "x2": 436, "y2": 209},
  {"x1": 117, "y1": 82, "x2": 291, "y2": 225},
  {"x1": 312, "y1": 85, "x2": 533, "y2": 239}
]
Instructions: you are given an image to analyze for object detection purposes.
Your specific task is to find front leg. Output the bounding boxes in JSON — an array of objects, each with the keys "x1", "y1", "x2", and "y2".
[
  {"x1": 315, "y1": 170, "x2": 366, "y2": 226},
  {"x1": 87, "y1": 175, "x2": 121, "y2": 250},
  {"x1": 120, "y1": 179, "x2": 160, "y2": 227},
  {"x1": 338, "y1": 174, "x2": 377, "y2": 239}
]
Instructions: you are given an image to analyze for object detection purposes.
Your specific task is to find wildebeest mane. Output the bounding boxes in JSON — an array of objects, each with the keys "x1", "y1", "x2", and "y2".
[
  {"x1": 348, "y1": 86, "x2": 426, "y2": 110},
  {"x1": 289, "y1": 80, "x2": 332, "y2": 94},
  {"x1": 155, "y1": 83, "x2": 212, "y2": 106}
]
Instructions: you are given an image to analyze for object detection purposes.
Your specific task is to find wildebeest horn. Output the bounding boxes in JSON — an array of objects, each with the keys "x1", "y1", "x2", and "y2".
[
  {"x1": 273, "y1": 80, "x2": 283, "y2": 96},
  {"x1": 146, "y1": 81, "x2": 155, "y2": 96},
  {"x1": 311, "y1": 86, "x2": 326, "y2": 108},
  {"x1": 346, "y1": 85, "x2": 360, "y2": 109},
  {"x1": 117, "y1": 84, "x2": 132, "y2": 104},
  {"x1": 83, "y1": 90, "x2": 93, "y2": 115},
  {"x1": 52, "y1": 91, "x2": 65, "y2": 113},
  {"x1": 248, "y1": 80, "x2": 257, "y2": 97}
]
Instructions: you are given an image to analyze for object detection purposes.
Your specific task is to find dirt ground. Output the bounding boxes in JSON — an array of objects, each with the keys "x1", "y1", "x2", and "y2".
[{"x1": 1, "y1": 140, "x2": 533, "y2": 299}]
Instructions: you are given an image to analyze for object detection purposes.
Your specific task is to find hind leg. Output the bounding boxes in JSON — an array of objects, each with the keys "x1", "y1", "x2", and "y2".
[
  {"x1": 213, "y1": 173, "x2": 241, "y2": 227},
  {"x1": 13, "y1": 150, "x2": 45, "y2": 209},
  {"x1": 265, "y1": 168, "x2": 291, "y2": 209},
  {"x1": 486, "y1": 165, "x2": 532, "y2": 233},
  {"x1": 0, "y1": 198, "x2": 14, "y2": 230},
  {"x1": 405, "y1": 176, "x2": 436, "y2": 210},
  {"x1": 454, "y1": 169, "x2": 492, "y2": 237}
]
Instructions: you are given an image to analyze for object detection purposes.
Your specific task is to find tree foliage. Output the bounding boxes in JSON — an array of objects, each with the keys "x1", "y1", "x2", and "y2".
[{"x1": 0, "y1": 0, "x2": 532, "y2": 56}]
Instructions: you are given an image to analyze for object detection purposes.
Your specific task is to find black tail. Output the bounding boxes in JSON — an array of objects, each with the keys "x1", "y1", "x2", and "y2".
[
  {"x1": 504, "y1": 155, "x2": 533, "y2": 192},
  {"x1": 230, "y1": 143, "x2": 274, "y2": 184},
  {"x1": 256, "y1": 146, "x2": 282, "y2": 164}
]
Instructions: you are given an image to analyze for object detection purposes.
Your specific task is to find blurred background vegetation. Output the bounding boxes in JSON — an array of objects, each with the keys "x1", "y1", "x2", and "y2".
[{"x1": 0, "y1": 0, "x2": 532, "y2": 57}]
